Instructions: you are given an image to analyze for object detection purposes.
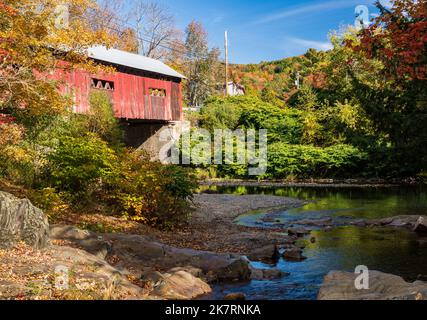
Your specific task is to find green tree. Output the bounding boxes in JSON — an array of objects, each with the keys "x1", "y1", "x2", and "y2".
[
  {"x1": 260, "y1": 86, "x2": 283, "y2": 107},
  {"x1": 84, "y1": 91, "x2": 123, "y2": 149},
  {"x1": 183, "y1": 21, "x2": 221, "y2": 106}
]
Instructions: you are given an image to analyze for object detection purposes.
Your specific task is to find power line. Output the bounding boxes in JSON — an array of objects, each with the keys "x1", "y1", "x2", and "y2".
[
  {"x1": 87, "y1": 7, "x2": 188, "y2": 57},
  {"x1": 106, "y1": 24, "x2": 189, "y2": 57},
  {"x1": 3, "y1": 2, "x2": 214, "y2": 62},
  {"x1": 88, "y1": 7, "x2": 218, "y2": 61},
  {"x1": 90, "y1": 8, "x2": 189, "y2": 51},
  {"x1": 105, "y1": 24, "x2": 220, "y2": 62}
]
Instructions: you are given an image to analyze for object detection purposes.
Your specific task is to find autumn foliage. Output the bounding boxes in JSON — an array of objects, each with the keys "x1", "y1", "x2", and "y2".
[
  {"x1": 0, "y1": 0, "x2": 114, "y2": 116},
  {"x1": 351, "y1": 0, "x2": 427, "y2": 81}
]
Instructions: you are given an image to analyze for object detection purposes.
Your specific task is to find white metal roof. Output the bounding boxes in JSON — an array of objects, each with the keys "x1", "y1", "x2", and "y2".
[{"x1": 87, "y1": 46, "x2": 185, "y2": 79}]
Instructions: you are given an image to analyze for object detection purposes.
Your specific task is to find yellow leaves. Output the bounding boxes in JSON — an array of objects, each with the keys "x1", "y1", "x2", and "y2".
[
  {"x1": 0, "y1": 242, "x2": 54, "y2": 289},
  {"x1": 119, "y1": 193, "x2": 162, "y2": 226},
  {"x1": 302, "y1": 113, "x2": 321, "y2": 144},
  {"x1": 0, "y1": 123, "x2": 33, "y2": 165},
  {"x1": 5, "y1": 146, "x2": 30, "y2": 162},
  {"x1": 0, "y1": 123, "x2": 24, "y2": 146},
  {"x1": 30, "y1": 187, "x2": 70, "y2": 220},
  {"x1": 335, "y1": 101, "x2": 359, "y2": 130},
  {"x1": 1, "y1": 0, "x2": 116, "y2": 115}
]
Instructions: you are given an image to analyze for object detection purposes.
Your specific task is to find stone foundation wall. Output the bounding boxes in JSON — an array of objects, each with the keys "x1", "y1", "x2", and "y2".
[{"x1": 122, "y1": 120, "x2": 188, "y2": 161}]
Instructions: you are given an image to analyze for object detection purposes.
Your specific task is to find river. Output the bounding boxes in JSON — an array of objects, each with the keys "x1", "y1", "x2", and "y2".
[{"x1": 202, "y1": 185, "x2": 427, "y2": 300}]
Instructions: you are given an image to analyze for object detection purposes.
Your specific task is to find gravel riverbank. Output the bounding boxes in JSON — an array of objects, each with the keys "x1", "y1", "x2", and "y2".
[
  {"x1": 155, "y1": 194, "x2": 307, "y2": 254},
  {"x1": 199, "y1": 179, "x2": 420, "y2": 188},
  {"x1": 192, "y1": 194, "x2": 305, "y2": 223}
]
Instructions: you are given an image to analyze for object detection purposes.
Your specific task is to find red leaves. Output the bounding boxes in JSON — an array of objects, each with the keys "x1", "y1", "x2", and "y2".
[
  {"x1": 0, "y1": 113, "x2": 16, "y2": 125},
  {"x1": 383, "y1": 48, "x2": 394, "y2": 59},
  {"x1": 348, "y1": 0, "x2": 427, "y2": 81}
]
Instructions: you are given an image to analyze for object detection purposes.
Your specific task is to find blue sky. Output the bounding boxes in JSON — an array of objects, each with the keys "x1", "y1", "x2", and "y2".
[{"x1": 158, "y1": 0, "x2": 392, "y2": 64}]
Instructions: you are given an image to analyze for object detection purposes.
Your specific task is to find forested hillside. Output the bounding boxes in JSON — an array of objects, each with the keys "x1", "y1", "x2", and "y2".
[
  {"x1": 229, "y1": 48, "x2": 327, "y2": 103},
  {"x1": 195, "y1": 0, "x2": 427, "y2": 180}
]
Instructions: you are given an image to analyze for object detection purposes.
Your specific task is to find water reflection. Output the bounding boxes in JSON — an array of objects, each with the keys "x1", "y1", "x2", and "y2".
[
  {"x1": 201, "y1": 185, "x2": 427, "y2": 220},
  {"x1": 202, "y1": 186, "x2": 427, "y2": 300}
]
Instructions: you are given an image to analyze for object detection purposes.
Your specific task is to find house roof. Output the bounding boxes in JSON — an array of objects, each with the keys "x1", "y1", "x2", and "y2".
[
  {"x1": 87, "y1": 46, "x2": 186, "y2": 79},
  {"x1": 227, "y1": 81, "x2": 245, "y2": 89}
]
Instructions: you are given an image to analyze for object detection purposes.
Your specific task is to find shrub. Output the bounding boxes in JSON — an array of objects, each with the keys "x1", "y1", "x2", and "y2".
[
  {"x1": 267, "y1": 143, "x2": 367, "y2": 179},
  {"x1": 0, "y1": 123, "x2": 24, "y2": 146},
  {"x1": 0, "y1": 123, "x2": 37, "y2": 186},
  {"x1": 31, "y1": 120, "x2": 197, "y2": 228},
  {"x1": 196, "y1": 95, "x2": 370, "y2": 179},
  {"x1": 200, "y1": 95, "x2": 303, "y2": 144},
  {"x1": 108, "y1": 151, "x2": 198, "y2": 229},
  {"x1": 199, "y1": 96, "x2": 243, "y2": 131},
  {"x1": 207, "y1": 143, "x2": 366, "y2": 179},
  {"x1": 29, "y1": 187, "x2": 69, "y2": 221},
  {"x1": 260, "y1": 86, "x2": 283, "y2": 106},
  {"x1": 77, "y1": 91, "x2": 123, "y2": 149},
  {"x1": 239, "y1": 102, "x2": 303, "y2": 144},
  {"x1": 45, "y1": 133, "x2": 118, "y2": 202}
]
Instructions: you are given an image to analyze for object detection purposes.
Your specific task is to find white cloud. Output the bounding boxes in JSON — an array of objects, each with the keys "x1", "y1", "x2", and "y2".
[
  {"x1": 253, "y1": 0, "x2": 366, "y2": 25},
  {"x1": 286, "y1": 37, "x2": 333, "y2": 51},
  {"x1": 379, "y1": 0, "x2": 394, "y2": 8},
  {"x1": 212, "y1": 14, "x2": 225, "y2": 24}
]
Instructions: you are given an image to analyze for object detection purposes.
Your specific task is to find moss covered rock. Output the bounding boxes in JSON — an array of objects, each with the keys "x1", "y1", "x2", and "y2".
[{"x1": 0, "y1": 191, "x2": 49, "y2": 249}]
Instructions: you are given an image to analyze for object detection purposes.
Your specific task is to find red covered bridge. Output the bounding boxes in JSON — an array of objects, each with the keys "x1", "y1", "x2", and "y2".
[
  {"x1": 53, "y1": 46, "x2": 185, "y2": 121},
  {"x1": 52, "y1": 46, "x2": 186, "y2": 149}
]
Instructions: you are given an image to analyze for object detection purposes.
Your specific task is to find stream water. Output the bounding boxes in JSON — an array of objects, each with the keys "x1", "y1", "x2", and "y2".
[{"x1": 201, "y1": 185, "x2": 427, "y2": 300}]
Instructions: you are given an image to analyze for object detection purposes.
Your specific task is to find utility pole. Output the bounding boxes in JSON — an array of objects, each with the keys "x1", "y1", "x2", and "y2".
[{"x1": 224, "y1": 30, "x2": 229, "y2": 96}]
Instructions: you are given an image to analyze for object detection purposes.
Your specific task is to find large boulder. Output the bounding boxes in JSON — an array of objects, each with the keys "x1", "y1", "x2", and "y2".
[
  {"x1": 283, "y1": 247, "x2": 307, "y2": 261},
  {"x1": 250, "y1": 266, "x2": 289, "y2": 280},
  {"x1": 0, "y1": 243, "x2": 148, "y2": 300},
  {"x1": 224, "y1": 292, "x2": 246, "y2": 300},
  {"x1": 51, "y1": 245, "x2": 147, "y2": 300},
  {"x1": 247, "y1": 244, "x2": 279, "y2": 262},
  {"x1": 50, "y1": 225, "x2": 111, "y2": 259},
  {"x1": 413, "y1": 216, "x2": 427, "y2": 234},
  {"x1": 209, "y1": 257, "x2": 251, "y2": 282},
  {"x1": 142, "y1": 268, "x2": 212, "y2": 300},
  {"x1": 183, "y1": 252, "x2": 251, "y2": 282},
  {"x1": 0, "y1": 191, "x2": 49, "y2": 249},
  {"x1": 318, "y1": 270, "x2": 427, "y2": 300},
  {"x1": 287, "y1": 227, "x2": 311, "y2": 237},
  {"x1": 51, "y1": 226, "x2": 252, "y2": 283}
]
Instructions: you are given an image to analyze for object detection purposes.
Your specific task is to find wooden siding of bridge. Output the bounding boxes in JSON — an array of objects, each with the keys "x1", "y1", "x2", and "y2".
[{"x1": 51, "y1": 68, "x2": 182, "y2": 122}]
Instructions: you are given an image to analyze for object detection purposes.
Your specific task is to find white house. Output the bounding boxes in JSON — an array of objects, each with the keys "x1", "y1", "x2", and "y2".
[{"x1": 225, "y1": 82, "x2": 245, "y2": 96}]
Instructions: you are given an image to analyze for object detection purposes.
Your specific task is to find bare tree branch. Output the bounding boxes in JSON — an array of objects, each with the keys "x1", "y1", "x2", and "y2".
[{"x1": 127, "y1": 0, "x2": 179, "y2": 60}]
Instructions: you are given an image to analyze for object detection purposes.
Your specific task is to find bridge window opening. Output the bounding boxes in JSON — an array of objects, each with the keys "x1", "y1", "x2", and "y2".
[
  {"x1": 91, "y1": 78, "x2": 115, "y2": 91},
  {"x1": 149, "y1": 88, "x2": 166, "y2": 97}
]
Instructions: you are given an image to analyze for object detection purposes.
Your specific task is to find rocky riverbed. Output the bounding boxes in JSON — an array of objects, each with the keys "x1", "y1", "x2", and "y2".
[
  {"x1": 1, "y1": 190, "x2": 426, "y2": 300},
  {"x1": 0, "y1": 191, "x2": 307, "y2": 300},
  {"x1": 174, "y1": 194, "x2": 307, "y2": 254}
]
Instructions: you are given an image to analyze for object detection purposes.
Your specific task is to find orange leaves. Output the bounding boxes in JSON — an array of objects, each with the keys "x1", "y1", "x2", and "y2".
[
  {"x1": 0, "y1": 0, "x2": 116, "y2": 115},
  {"x1": 0, "y1": 1, "x2": 17, "y2": 16}
]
